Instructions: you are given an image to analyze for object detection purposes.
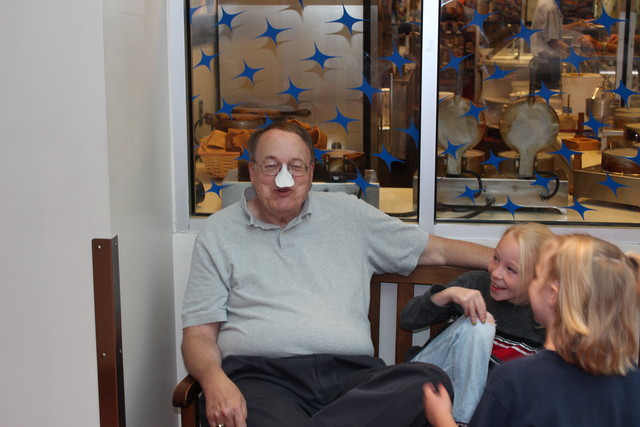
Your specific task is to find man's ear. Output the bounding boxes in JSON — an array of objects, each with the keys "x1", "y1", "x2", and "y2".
[{"x1": 248, "y1": 161, "x2": 256, "y2": 182}]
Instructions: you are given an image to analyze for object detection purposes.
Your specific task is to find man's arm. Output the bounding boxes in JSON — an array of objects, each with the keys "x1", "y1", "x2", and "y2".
[
  {"x1": 417, "y1": 235, "x2": 493, "y2": 269},
  {"x1": 182, "y1": 323, "x2": 247, "y2": 427}
]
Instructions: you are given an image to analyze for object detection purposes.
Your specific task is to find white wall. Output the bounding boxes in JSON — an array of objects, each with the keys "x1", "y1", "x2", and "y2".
[
  {"x1": 1, "y1": 0, "x2": 178, "y2": 425},
  {"x1": 102, "y1": 0, "x2": 178, "y2": 425},
  {"x1": 1, "y1": 1, "x2": 111, "y2": 425}
]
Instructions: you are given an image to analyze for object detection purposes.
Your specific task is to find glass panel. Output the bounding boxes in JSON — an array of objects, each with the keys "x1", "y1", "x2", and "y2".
[
  {"x1": 185, "y1": 0, "x2": 423, "y2": 221},
  {"x1": 435, "y1": 0, "x2": 640, "y2": 226}
]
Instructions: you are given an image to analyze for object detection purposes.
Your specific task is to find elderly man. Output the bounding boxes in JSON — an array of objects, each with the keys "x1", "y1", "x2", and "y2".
[{"x1": 182, "y1": 121, "x2": 492, "y2": 427}]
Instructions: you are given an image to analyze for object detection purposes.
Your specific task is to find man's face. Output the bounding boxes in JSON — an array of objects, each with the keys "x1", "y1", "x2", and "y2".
[{"x1": 248, "y1": 129, "x2": 314, "y2": 226}]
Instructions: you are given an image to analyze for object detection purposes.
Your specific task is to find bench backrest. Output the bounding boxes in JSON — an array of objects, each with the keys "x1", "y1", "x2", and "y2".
[{"x1": 369, "y1": 265, "x2": 473, "y2": 364}]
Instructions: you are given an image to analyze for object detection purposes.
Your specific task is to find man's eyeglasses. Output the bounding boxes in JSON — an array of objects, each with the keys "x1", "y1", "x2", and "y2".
[{"x1": 256, "y1": 160, "x2": 312, "y2": 177}]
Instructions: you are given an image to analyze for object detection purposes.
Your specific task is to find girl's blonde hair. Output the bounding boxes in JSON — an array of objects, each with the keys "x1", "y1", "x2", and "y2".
[
  {"x1": 502, "y1": 222, "x2": 555, "y2": 298},
  {"x1": 545, "y1": 234, "x2": 640, "y2": 376}
]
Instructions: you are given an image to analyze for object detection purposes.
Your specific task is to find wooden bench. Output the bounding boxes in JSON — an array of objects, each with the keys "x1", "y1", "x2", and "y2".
[{"x1": 172, "y1": 265, "x2": 472, "y2": 426}]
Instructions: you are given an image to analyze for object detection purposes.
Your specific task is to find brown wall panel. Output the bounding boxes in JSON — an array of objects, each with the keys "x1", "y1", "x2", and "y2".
[{"x1": 92, "y1": 237, "x2": 126, "y2": 427}]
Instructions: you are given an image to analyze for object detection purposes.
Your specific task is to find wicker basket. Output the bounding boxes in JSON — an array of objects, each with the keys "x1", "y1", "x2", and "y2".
[{"x1": 198, "y1": 144, "x2": 239, "y2": 180}]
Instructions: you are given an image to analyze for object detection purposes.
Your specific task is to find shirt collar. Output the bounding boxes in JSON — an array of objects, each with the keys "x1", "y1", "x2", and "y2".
[{"x1": 241, "y1": 186, "x2": 312, "y2": 230}]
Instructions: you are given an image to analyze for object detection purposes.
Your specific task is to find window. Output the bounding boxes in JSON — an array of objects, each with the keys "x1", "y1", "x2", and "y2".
[
  {"x1": 185, "y1": 0, "x2": 423, "y2": 222},
  {"x1": 179, "y1": 0, "x2": 640, "y2": 233},
  {"x1": 433, "y1": 0, "x2": 640, "y2": 227}
]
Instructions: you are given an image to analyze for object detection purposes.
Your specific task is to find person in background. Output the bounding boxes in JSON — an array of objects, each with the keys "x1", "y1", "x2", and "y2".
[
  {"x1": 400, "y1": 222, "x2": 553, "y2": 423},
  {"x1": 531, "y1": 0, "x2": 571, "y2": 89},
  {"x1": 423, "y1": 233, "x2": 640, "y2": 427},
  {"x1": 181, "y1": 120, "x2": 494, "y2": 427},
  {"x1": 530, "y1": 0, "x2": 593, "y2": 89}
]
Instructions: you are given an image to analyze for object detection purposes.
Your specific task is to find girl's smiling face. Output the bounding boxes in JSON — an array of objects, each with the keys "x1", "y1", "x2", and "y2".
[{"x1": 488, "y1": 232, "x2": 527, "y2": 304}]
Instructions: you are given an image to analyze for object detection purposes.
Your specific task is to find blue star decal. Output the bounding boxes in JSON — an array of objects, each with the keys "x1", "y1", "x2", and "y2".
[
  {"x1": 298, "y1": 0, "x2": 305, "y2": 8},
  {"x1": 566, "y1": 201, "x2": 595, "y2": 219},
  {"x1": 214, "y1": 7, "x2": 245, "y2": 32},
  {"x1": 455, "y1": 185, "x2": 480, "y2": 204},
  {"x1": 588, "y1": 5, "x2": 626, "y2": 36},
  {"x1": 396, "y1": 117, "x2": 420, "y2": 147},
  {"x1": 349, "y1": 74, "x2": 382, "y2": 103},
  {"x1": 440, "y1": 52, "x2": 471, "y2": 75},
  {"x1": 372, "y1": 145, "x2": 404, "y2": 170},
  {"x1": 255, "y1": 19, "x2": 292, "y2": 46},
  {"x1": 348, "y1": 168, "x2": 377, "y2": 196},
  {"x1": 216, "y1": 98, "x2": 241, "y2": 118},
  {"x1": 440, "y1": 140, "x2": 468, "y2": 159},
  {"x1": 194, "y1": 49, "x2": 219, "y2": 72},
  {"x1": 232, "y1": 60, "x2": 264, "y2": 85},
  {"x1": 551, "y1": 142, "x2": 581, "y2": 165},
  {"x1": 380, "y1": 44, "x2": 415, "y2": 77},
  {"x1": 326, "y1": 5, "x2": 365, "y2": 35},
  {"x1": 605, "y1": 80, "x2": 640, "y2": 107},
  {"x1": 257, "y1": 116, "x2": 275, "y2": 129},
  {"x1": 530, "y1": 172, "x2": 554, "y2": 191},
  {"x1": 314, "y1": 147, "x2": 331, "y2": 162},
  {"x1": 501, "y1": 196, "x2": 523, "y2": 218},
  {"x1": 583, "y1": 114, "x2": 611, "y2": 137},
  {"x1": 458, "y1": 102, "x2": 487, "y2": 122},
  {"x1": 534, "y1": 81, "x2": 563, "y2": 105},
  {"x1": 459, "y1": 8, "x2": 496, "y2": 38},
  {"x1": 598, "y1": 171, "x2": 630, "y2": 197},
  {"x1": 558, "y1": 45, "x2": 595, "y2": 74},
  {"x1": 278, "y1": 77, "x2": 312, "y2": 103},
  {"x1": 234, "y1": 149, "x2": 251, "y2": 162},
  {"x1": 484, "y1": 62, "x2": 516, "y2": 80},
  {"x1": 324, "y1": 107, "x2": 359, "y2": 134},
  {"x1": 205, "y1": 179, "x2": 230, "y2": 198},
  {"x1": 190, "y1": 5, "x2": 203, "y2": 23},
  {"x1": 191, "y1": 94, "x2": 200, "y2": 102},
  {"x1": 302, "y1": 43, "x2": 339, "y2": 69},
  {"x1": 625, "y1": 148, "x2": 640, "y2": 166},
  {"x1": 507, "y1": 20, "x2": 542, "y2": 46},
  {"x1": 482, "y1": 149, "x2": 506, "y2": 171}
]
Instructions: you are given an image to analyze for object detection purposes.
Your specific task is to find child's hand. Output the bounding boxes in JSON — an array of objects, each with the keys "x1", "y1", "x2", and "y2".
[
  {"x1": 436, "y1": 287, "x2": 488, "y2": 325},
  {"x1": 423, "y1": 383, "x2": 457, "y2": 427}
]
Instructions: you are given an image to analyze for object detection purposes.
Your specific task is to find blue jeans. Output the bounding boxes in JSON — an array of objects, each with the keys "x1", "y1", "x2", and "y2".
[{"x1": 410, "y1": 316, "x2": 495, "y2": 423}]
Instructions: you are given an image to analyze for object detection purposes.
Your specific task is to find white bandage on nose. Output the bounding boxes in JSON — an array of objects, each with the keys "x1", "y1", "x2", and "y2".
[{"x1": 275, "y1": 163, "x2": 295, "y2": 188}]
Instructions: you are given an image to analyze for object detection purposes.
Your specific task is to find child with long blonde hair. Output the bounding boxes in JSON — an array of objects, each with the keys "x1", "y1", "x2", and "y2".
[{"x1": 424, "y1": 233, "x2": 640, "y2": 426}]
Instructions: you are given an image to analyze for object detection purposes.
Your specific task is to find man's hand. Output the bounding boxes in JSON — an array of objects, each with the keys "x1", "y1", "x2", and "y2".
[
  {"x1": 182, "y1": 323, "x2": 248, "y2": 426},
  {"x1": 423, "y1": 383, "x2": 457, "y2": 427},
  {"x1": 203, "y1": 372, "x2": 248, "y2": 427}
]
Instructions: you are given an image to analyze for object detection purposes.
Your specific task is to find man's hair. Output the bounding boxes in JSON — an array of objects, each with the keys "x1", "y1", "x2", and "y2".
[
  {"x1": 248, "y1": 121, "x2": 315, "y2": 162},
  {"x1": 502, "y1": 222, "x2": 555, "y2": 299},
  {"x1": 546, "y1": 234, "x2": 640, "y2": 375}
]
